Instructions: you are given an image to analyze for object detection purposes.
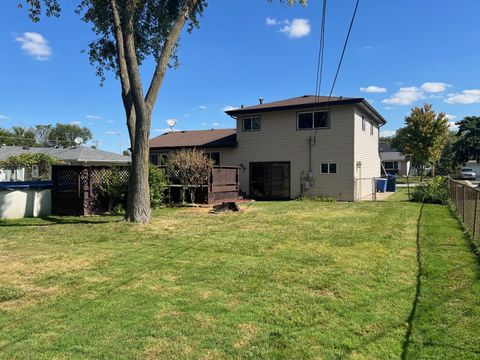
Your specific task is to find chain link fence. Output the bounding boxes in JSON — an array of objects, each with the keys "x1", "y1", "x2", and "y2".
[{"x1": 449, "y1": 178, "x2": 480, "y2": 241}]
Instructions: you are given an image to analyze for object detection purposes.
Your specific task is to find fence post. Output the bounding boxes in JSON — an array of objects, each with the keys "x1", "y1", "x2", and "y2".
[
  {"x1": 463, "y1": 184, "x2": 466, "y2": 222},
  {"x1": 474, "y1": 191, "x2": 478, "y2": 241}
]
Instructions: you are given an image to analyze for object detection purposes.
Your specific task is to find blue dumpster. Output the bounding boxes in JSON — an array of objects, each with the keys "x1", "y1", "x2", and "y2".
[
  {"x1": 386, "y1": 174, "x2": 397, "y2": 192},
  {"x1": 376, "y1": 178, "x2": 388, "y2": 193}
]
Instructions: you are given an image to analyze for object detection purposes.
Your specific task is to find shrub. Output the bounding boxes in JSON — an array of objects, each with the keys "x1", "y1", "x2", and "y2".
[
  {"x1": 166, "y1": 149, "x2": 213, "y2": 204},
  {"x1": 149, "y1": 164, "x2": 169, "y2": 209},
  {"x1": 411, "y1": 176, "x2": 449, "y2": 204},
  {"x1": 98, "y1": 167, "x2": 128, "y2": 213}
]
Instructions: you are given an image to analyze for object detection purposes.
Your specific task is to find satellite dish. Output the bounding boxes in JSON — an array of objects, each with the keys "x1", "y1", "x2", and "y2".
[
  {"x1": 74, "y1": 137, "x2": 84, "y2": 145},
  {"x1": 166, "y1": 119, "x2": 177, "y2": 131}
]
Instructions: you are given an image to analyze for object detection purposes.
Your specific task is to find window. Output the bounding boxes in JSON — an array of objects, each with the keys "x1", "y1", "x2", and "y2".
[
  {"x1": 207, "y1": 152, "x2": 221, "y2": 166},
  {"x1": 321, "y1": 163, "x2": 337, "y2": 174},
  {"x1": 298, "y1": 111, "x2": 329, "y2": 130},
  {"x1": 370, "y1": 121, "x2": 374, "y2": 135},
  {"x1": 243, "y1": 116, "x2": 261, "y2": 131},
  {"x1": 149, "y1": 153, "x2": 159, "y2": 165},
  {"x1": 383, "y1": 161, "x2": 399, "y2": 170},
  {"x1": 362, "y1": 115, "x2": 366, "y2": 131},
  {"x1": 31, "y1": 165, "x2": 40, "y2": 178}
]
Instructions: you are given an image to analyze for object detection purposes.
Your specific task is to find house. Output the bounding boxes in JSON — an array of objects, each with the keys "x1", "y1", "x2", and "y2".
[
  {"x1": 149, "y1": 95, "x2": 387, "y2": 201},
  {"x1": 379, "y1": 142, "x2": 411, "y2": 176},
  {"x1": 0, "y1": 145, "x2": 131, "y2": 182}
]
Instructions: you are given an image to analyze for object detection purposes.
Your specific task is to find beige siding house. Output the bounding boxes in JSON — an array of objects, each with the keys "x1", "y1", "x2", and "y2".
[{"x1": 149, "y1": 95, "x2": 386, "y2": 201}]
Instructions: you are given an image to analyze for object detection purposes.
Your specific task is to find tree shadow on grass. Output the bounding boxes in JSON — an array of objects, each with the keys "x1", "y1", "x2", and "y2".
[{"x1": 0, "y1": 215, "x2": 123, "y2": 227}]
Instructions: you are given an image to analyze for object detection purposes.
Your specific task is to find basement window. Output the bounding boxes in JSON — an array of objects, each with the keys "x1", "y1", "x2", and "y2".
[
  {"x1": 321, "y1": 163, "x2": 337, "y2": 174},
  {"x1": 297, "y1": 111, "x2": 329, "y2": 130},
  {"x1": 243, "y1": 116, "x2": 261, "y2": 131}
]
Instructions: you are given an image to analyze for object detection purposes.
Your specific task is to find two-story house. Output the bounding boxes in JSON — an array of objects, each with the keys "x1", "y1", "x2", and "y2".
[{"x1": 149, "y1": 95, "x2": 387, "y2": 201}]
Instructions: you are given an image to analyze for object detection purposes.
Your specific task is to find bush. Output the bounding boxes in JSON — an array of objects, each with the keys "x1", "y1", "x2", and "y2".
[
  {"x1": 411, "y1": 176, "x2": 449, "y2": 204},
  {"x1": 99, "y1": 167, "x2": 128, "y2": 213},
  {"x1": 149, "y1": 164, "x2": 169, "y2": 209}
]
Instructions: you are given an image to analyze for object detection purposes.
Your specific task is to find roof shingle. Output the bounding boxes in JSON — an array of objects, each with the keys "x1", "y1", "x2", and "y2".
[{"x1": 149, "y1": 129, "x2": 237, "y2": 149}]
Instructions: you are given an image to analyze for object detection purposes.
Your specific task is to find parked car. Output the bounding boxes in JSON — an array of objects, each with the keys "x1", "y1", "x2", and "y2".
[{"x1": 459, "y1": 168, "x2": 476, "y2": 180}]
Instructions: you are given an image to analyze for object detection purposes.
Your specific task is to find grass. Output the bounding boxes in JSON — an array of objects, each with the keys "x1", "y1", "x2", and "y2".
[{"x1": 0, "y1": 192, "x2": 478, "y2": 358}]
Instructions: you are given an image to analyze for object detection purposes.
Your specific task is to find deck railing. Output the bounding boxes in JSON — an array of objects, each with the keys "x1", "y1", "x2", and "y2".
[{"x1": 449, "y1": 178, "x2": 480, "y2": 240}]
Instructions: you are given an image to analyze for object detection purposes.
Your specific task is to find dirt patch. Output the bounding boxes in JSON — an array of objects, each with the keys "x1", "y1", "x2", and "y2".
[{"x1": 234, "y1": 323, "x2": 257, "y2": 349}]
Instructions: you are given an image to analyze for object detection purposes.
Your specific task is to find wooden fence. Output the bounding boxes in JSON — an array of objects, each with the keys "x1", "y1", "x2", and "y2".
[{"x1": 449, "y1": 178, "x2": 480, "y2": 240}]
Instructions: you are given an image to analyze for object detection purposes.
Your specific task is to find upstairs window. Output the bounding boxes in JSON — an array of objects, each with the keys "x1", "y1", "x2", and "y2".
[
  {"x1": 297, "y1": 111, "x2": 329, "y2": 130},
  {"x1": 243, "y1": 116, "x2": 261, "y2": 131},
  {"x1": 370, "y1": 121, "x2": 374, "y2": 135},
  {"x1": 362, "y1": 115, "x2": 366, "y2": 131}
]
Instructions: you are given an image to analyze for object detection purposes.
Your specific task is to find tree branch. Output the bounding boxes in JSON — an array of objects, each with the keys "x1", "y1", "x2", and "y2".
[{"x1": 144, "y1": 0, "x2": 199, "y2": 114}]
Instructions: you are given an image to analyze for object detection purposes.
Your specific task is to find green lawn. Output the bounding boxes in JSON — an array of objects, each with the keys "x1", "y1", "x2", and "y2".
[{"x1": 0, "y1": 192, "x2": 479, "y2": 359}]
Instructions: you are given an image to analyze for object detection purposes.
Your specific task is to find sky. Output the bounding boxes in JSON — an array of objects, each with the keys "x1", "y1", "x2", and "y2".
[{"x1": 1, "y1": 0, "x2": 480, "y2": 153}]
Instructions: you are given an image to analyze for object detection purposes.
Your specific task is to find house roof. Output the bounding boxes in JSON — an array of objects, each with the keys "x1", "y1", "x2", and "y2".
[
  {"x1": 0, "y1": 146, "x2": 131, "y2": 165},
  {"x1": 380, "y1": 152, "x2": 406, "y2": 161},
  {"x1": 225, "y1": 95, "x2": 387, "y2": 125},
  {"x1": 149, "y1": 129, "x2": 237, "y2": 149}
]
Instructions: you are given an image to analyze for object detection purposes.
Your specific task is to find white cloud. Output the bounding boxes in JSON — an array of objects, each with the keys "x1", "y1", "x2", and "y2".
[
  {"x1": 421, "y1": 82, "x2": 451, "y2": 93},
  {"x1": 0, "y1": 114, "x2": 9, "y2": 120},
  {"x1": 360, "y1": 86, "x2": 387, "y2": 94},
  {"x1": 107, "y1": 120, "x2": 115, "y2": 124},
  {"x1": 380, "y1": 129, "x2": 396, "y2": 137},
  {"x1": 201, "y1": 122, "x2": 207, "y2": 126},
  {"x1": 212, "y1": 122, "x2": 220, "y2": 127},
  {"x1": 70, "y1": 121, "x2": 81, "y2": 126},
  {"x1": 85, "y1": 114, "x2": 102, "y2": 120},
  {"x1": 222, "y1": 105, "x2": 236, "y2": 112},
  {"x1": 382, "y1": 87, "x2": 424, "y2": 105},
  {"x1": 384, "y1": 107, "x2": 394, "y2": 110},
  {"x1": 445, "y1": 89, "x2": 480, "y2": 104},
  {"x1": 448, "y1": 122, "x2": 459, "y2": 130},
  {"x1": 198, "y1": 105, "x2": 207, "y2": 110},
  {"x1": 445, "y1": 114, "x2": 457, "y2": 121},
  {"x1": 280, "y1": 18, "x2": 311, "y2": 39},
  {"x1": 266, "y1": 17, "x2": 278, "y2": 26},
  {"x1": 105, "y1": 130, "x2": 120, "y2": 135},
  {"x1": 15, "y1": 32, "x2": 52, "y2": 60}
]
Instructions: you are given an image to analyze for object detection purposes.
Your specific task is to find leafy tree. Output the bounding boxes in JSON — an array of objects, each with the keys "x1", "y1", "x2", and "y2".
[
  {"x1": 99, "y1": 167, "x2": 128, "y2": 213},
  {"x1": 0, "y1": 127, "x2": 35, "y2": 146},
  {"x1": 395, "y1": 104, "x2": 449, "y2": 177},
  {"x1": 48, "y1": 123, "x2": 93, "y2": 147},
  {"x1": 20, "y1": 0, "x2": 307, "y2": 223},
  {"x1": 0, "y1": 153, "x2": 58, "y2": 180},
  {"x1": 454, "y1": 116, "x2": 480, "y2": 163},
  {"x1": 437, "y1": 131, "x2": 460, "y2": 176},
  {"x1": 379, "y1": 136, "x2": 395, "y2": 145}
]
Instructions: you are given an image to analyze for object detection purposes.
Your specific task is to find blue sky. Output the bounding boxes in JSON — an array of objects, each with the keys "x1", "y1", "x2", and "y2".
[{"x1": 1, "y1": 0, "x2": 480, "y2": 153}]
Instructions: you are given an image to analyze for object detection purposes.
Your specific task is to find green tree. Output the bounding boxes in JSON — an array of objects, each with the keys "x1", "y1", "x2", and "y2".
[
  {"x1": 0, "y1": 127, "x2": 35, "y2": 146},
  {"x1": 454, "y1": 116, "x2": 480, "y2": 163},
  {"x1": 21, "y1": 0, "x2": 307, "y2": 223},
  {"x1": 395, "y1": 104, "x2": 449, "y2": 177},
  {"x1": 48, "y1": 123, "x2": 93, "y2": 147},
  {"x1": 437, "y1": 131, "x2": 460, "y2": 176}
]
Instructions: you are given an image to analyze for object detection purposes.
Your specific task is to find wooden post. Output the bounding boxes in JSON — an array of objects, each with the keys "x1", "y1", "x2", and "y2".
[{"x1": 463, "y1": 184, "x2": 465, "y2": 222}]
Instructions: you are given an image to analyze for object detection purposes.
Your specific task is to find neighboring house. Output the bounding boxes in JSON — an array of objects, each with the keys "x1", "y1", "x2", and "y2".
[
  {"x1": 379, "y1": 142, "x2": 411, "y2": 176},
  {"x1": 149, "y1": 95, "x2": 387, "y2": 201},
  {"x1": 0, "y1": 146, "x2": 131, "y2": 182}
]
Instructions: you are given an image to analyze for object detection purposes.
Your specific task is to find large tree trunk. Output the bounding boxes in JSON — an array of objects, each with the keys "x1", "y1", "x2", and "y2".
[{"x1": 127, "y1": 115, "x2": 151, "y2": 223}]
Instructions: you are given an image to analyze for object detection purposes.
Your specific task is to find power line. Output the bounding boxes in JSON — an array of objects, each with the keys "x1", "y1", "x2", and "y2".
[
  {"x1": 328, "y1": 0, "x2": 360, "y2": 100},
  {"x1": 314, "y1": 0, "x2": 328, "y2": 101}
]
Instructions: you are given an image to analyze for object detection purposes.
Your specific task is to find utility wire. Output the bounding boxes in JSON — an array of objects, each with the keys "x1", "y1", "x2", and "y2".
[
  {"x1": 328, "y1": 0, "x2": 360, "y2": 100},
  {"x1": 314, "y1": 0, "x2": 328, "y2": 103}
]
